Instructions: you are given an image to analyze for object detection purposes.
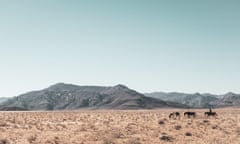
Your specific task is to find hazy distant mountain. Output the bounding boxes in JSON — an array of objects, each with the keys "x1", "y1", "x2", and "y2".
[
  {"x1": 210, "y1": 92, "x2": 240, "y2": 107},
  {"x1": 0, "y1": 97, "x2": 10, "y2": 104},
  {"x1": 1, "y1": 83, "x2": 187, "y2": 110},
  {"x1": 145, "y1": 92, "x2": 240, "y2": 108}
]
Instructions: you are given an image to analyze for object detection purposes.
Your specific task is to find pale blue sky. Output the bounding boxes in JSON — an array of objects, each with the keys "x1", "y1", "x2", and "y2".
[{"x1": 0, "y1": 0, "x2": 240, "y2": 97}]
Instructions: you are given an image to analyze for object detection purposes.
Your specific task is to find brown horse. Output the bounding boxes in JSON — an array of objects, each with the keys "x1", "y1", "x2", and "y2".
[
  {"x1": 184, "y1": 112, "x2": 196, "y2": 118},
  {"x1": 169, "y1": 112, "x2": 180, "y2": 119},
  {"x1": 205, "y1": 112, "x2": 217, "y2": 118}
]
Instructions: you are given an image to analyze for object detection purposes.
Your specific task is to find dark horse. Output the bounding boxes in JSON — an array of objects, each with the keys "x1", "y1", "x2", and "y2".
[
  {"x1": 205, "y1": 112, "x2": 218, "y2": 117},
  {"x1": 169, "y1": 112, "x2": 180, "y2": 119},
  {"x1": 184, "y1": 112, "x2": 196, "y2": 118},
  {"x1": 205, "y1": 108, "x2": 217, "y2": 118}
]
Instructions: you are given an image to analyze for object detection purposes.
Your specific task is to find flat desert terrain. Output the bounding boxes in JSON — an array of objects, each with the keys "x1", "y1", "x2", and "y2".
[{"x1": 0, "y1": 108, "x2": 240, "y2": 144}]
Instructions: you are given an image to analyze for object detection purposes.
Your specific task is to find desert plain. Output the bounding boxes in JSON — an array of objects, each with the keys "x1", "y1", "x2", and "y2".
[{"x1": 0, "y1": 108, "x2": 240, "y2": 144}]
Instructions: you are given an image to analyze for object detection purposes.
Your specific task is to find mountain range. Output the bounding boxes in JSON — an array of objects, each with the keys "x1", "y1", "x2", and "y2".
[
  {"x1": 1, "y1": 83, "x2": 239, "y2": 111},
  {"x1": 0, "y1": 83, "x2": 186, "y2": 110}
]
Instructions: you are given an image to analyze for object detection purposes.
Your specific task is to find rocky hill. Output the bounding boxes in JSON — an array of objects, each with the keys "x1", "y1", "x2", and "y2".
[{"x1": 1, "y1": 83, "x2": 187, "y2": 110}]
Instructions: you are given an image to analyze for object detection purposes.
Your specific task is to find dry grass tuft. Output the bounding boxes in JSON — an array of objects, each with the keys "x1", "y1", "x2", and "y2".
[
  {"x1": 203, "y1": 120, "x2": 209, "y2": 123},
  {"x1": 160, "y1": 135, "x2": 174, "y2": 142},
  {"x1": 175, "y1": 125, "x2": 182, "y2": 130},
  {"x1": 185, "y1": 132, "x2": 192, "y2": 136},
  {"x1": 0, "y1": 139, "x2": 10, "y2": 144},
  {"x1": 158, "y1": 120, "x2": 165, "y2": 125},
  {"x1": 27, "y1": 135, "x2": 37, "y2": 143},
  {"x1": 212, "y1": 125, "x2": 218, "y2": 129},
  {"x1": 0, "y1": 123, "x2": 8, "y2": 127}
]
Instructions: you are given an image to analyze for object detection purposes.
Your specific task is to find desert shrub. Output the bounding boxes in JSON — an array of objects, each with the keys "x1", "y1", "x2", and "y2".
[
  {"x1": 203, "y1": 120, "x2": 209, "y2": 123},
  {"x1": 212, "y1": 125, "x2": 218, "y2": 129},
  {"x1": 28, "y1": 135, "x2": 37, "y2": 143},
  {"x1": 161, "y1": 132, "x2": 167, "y2": 135},
  {"x1": 0, "y1": 139, "x2": 10, "y2": 144},
  {"x1": 45, "y1": 137, "x2": 60, "y2": 144},
  {"x1": 160, "y1": 134, "x2": 174, "y2": 142},
  {"x1": 0, "y1": 123, "x2": 9, "y2": 127},
  {"x1": 158, "y1": 120, "x2": 165, "y2": 125},
  {"x1": 175, "y1": 125, "x2": 182, "y2": 130},
  {"x1": 185, "y1": 132, "x2": 192, "y2": 136}
]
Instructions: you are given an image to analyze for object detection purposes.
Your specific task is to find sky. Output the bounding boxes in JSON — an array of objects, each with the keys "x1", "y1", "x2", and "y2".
[{"x1": 0, "y1": 0, "x2": 240, "y2": 97}]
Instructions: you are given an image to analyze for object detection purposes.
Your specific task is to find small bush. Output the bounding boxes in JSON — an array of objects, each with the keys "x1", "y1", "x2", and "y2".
[
  {"x1": 212, "y1": 125, "x2": 218, "y2": 129},
  {"x1": 160, "y1": 135, "x2": 174, "y2": 142},
  {"x1": 185, "y1": 132, "x2": 192, "y2": 136},
  {"x1": 175, "y1": 125, "x2": 182, "y2": 130},
  {"x1": 158, "y1": 120, "x2": 165, "y2": 125},
  {"x1": 203, "y1": 120, "x2": 209, "y2": 123},
  {"x1": 28, "y1": 135, "x2": 37, "y2": 143},
  {"x1": 0, "y1": 123, "x2": 8, "y2": 127},
  {"x1": 0, "y1": 139, "x2": 10, "y2": 144},
  {"x1": 161, "y1": 132, "x2": 167, "y2": 135}
]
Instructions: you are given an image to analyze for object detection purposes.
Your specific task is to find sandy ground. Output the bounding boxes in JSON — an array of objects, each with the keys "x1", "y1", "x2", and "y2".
[{"x1": 0, "y1": 108, "x2": 240, "y2": 144}]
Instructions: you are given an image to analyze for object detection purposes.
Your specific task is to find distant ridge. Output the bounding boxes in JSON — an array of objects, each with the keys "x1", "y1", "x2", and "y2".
[
  {"x1": 145, "y1": 92, "x2": 240, "y2": 108},
  {"x1": 1, "y1": 83, "x2": 187, "y2": 110}
]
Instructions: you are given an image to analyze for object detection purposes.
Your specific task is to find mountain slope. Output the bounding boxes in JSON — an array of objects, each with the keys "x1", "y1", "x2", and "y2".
[{"x1": 1, "y1": 83, "x2": 187, "y2": 110}]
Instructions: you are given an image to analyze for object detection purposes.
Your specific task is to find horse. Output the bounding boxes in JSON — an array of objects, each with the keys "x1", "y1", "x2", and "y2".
[
  {"x1": 169, "y1": 112, "x2": 180, "y2": 119},
  {"x1": 205, "y1": 112, "x2": 217, "y2": 118},
  {"x1": 184, "y1": 112, "x2": 196, "y2": 118}
]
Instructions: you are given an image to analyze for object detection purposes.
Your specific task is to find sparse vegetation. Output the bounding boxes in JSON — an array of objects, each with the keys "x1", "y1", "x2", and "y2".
[
  {"x1": 158, "y1": 120, "x2": 165, "y2": 125},
  {"x1": 27, "y1": 135, "x2": 37, "y2": 143},
  {"x1": 0, "y1": 108, "x2": 239, "y2": 143},
  {"x1": 185, "y1": 132, "x2": 192, "y2": 136},
  {"x1": 175, "y1": 125, "x2": 182, "y2": 130},
  {"x1": 160, "y1": 135, "x2": 174, "y2": 142},
  {"x1": 0, "y1": 139, "x2": 10, "y2": 144}
]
